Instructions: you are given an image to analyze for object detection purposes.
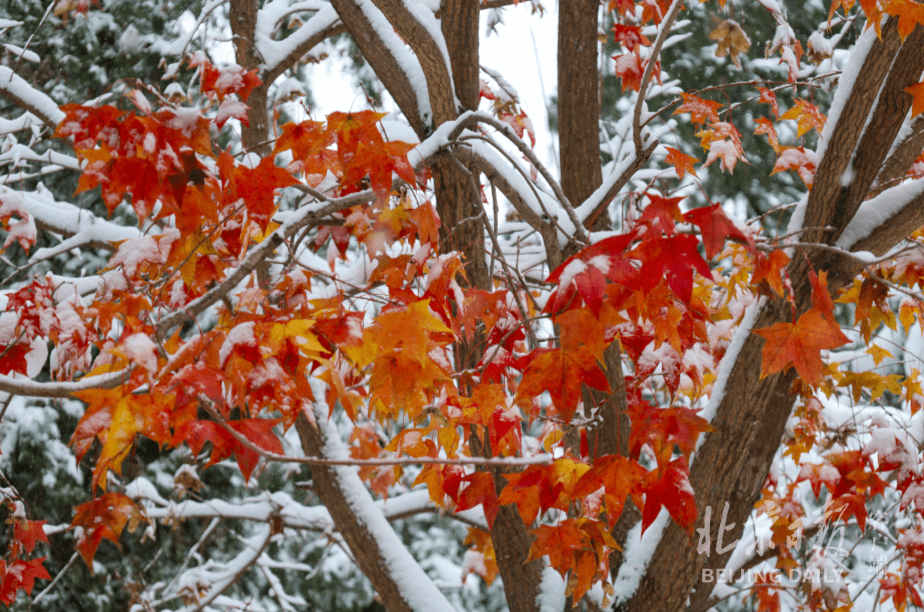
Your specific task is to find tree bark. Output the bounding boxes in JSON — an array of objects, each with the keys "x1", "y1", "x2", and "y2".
[
  {"x1": 558, "y1": 0, "x2": 602, "y2": 214},
  {"x1": 622, "y1": 22, "x2": 924, "y2": 612},
  {"x1": 229, "y1": 0, "x2": 271, "y2": 154},
  {"x1": 442, "y1": 0, "x2": 481, "y2": 110}
]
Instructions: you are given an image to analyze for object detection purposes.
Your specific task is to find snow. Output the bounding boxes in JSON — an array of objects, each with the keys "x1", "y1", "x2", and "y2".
[
  {"x1": 255, "y1": 4, "x2": 340, "y2": 77},
  {"x1": 698, "y1": 299, "x2": 762, "y2": 434},
  {"x1": 577, "y1": 150, "x2": 639, "y2": 221},
  {"x1": 108, "y1": 230, "x2": 178, "y2": 278},
  {"x1": 836, "y1": 178, "x2": 924, "y2": 250},
  {"x1": 536, "y1": 566, "x2": 566, "y2": 612},
  {"x1": 120, "y1": 333, "x2": 159, "y2": 374},
  {"x1": 612, "y1": 511, "x2": 670, "y2": 605},
  {"x1": 219, "y1": 321, "x2": 258, "y2": 365},
  {"x1": 557, "y1": 259, "x2": 587, "y2": 288},
  {"x1": 307, "y1": 382, "x2": 458, "y2": 612},
  {"x1": 274, "y1": 76, "x2": 306, "y2": 103},
  {"x1": 2, "y1": 43, "x2": 39, "y2": 64},
  {"x1": 354, "y1": 0, "x2": 434, "y2": 126},
  {"x1": 814, "y1": 24, "x2": 878, "y2": 163},
  {"x1": 215, "y1": 98, "x2": 250, "y2": 128},
  {"x1": 0, "y1": 67, "x2": 65, "y2": 126}
]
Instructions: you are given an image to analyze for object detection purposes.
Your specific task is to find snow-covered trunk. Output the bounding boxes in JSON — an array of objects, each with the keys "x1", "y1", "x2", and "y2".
[
  {"x1": 619, "y1": 20, "x2": 924, "y2": 612},
  {"x1": 295, "y1": 409, "x2": 458, "y2": 612}
]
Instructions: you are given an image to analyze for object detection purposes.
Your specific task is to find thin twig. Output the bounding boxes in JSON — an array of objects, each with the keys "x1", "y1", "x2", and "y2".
[
  {"x1": 632, "y1": 0, "x2": 685, "y2": 152},
  {"x1": 32, "y1": 552, "x2": 79, "y2": 605},
  {"x1": 198, "y1": 397, "x2": 551, "y2": 467}
]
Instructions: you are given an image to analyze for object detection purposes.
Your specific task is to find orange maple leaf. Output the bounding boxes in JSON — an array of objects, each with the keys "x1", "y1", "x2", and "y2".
[
  {"x1": 70, "y1": 493, "x2": 148, "y2": 568},
  {"x1": 751, "y1": 250, "x2": 790, "y2": 297},
  {"x1": 673, "y1": 93, "x2": 723, "y2": 126},
  {"x1": 753, "y1": 308, "x2": 848, "y2": 386},
  {"x1": 779, "y1": 99, "x2": 826, "y2": 139},
  {"x1": 664, "y1": 147, "x2": 699, "y2": 178},
  {"x1": 905, "y1": 81, "x2": 924, "y2": 119}
]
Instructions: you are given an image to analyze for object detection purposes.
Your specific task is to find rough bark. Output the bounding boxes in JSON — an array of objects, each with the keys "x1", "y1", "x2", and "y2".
[
  {"x1": 557, "y1": 0, "x2": 603, "y2": 214},
  {"x1": 623, "y1": 22, "x2": 924, "y2": 612},
  {"x1": 823, "y1": 23, "x2": 924, "y2": 245},
  {"x1": 229, "y1": 0, "x2": 271, "y2": 154},
  {"x1": 327, "y1": 0, "x2": 427, "y2": 136},
  {"x1": 369, "y1": 0, "x2": 457, "y2": 125},
  {"x1": 441, "y1": 0, "x2": 481, "y2": 110},
  {"x1": 799, "y1": 17, "x2": 901, "y2": 246},
  {"x1": 870, "y1": 115, "x2": 924, "y2": 198}
]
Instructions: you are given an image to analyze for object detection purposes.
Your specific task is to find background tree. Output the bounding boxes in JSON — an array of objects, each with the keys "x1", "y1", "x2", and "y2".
[{"x1": 0, "y1": 1, "x2": 923, "y2": 612}]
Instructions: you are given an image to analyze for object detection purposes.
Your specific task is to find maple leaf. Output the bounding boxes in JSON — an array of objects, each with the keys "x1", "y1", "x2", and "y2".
[
  {"x1": 514, "y1": 346, "x2": 609, "y2": 422},
  {"x1": 751, "y1": 577, "x2": 783, "y2": 612},
  {"x1": 545, "y1": 233, "x2": 638, "y2": 316},
  {"x1": 526, "y1": 520, "x2": 588, "y2": 574},
  {"x1": 673, "y1": 93, "x2": 723, "y2": 126},
  {"x1": 751, "y1": 250, "x2": 790, "y2": 297},
  {"x1": 642, "y1": 457, "x2": 698, "y2": 534},
  {"x1": 771, "y1": 146, "x2": 819, "y2": 189},
  {"x1": 664, "y1": 147, "x2": 699, "y2": 179},
  {"x1": 838, "y1": 371, "x2": 903, "y2": 403},
  {"x1": 756, "y1": 86, "x2": 780, "y2": 117},
  {"x1": 456, "y1": 472, "x2": 500, "y2": 529},
  {"x1": 191, "y1": 55, "x2": 262, "y2": 102},
  {"x1": 226, "y1": 154, "x2": 298, "y2": 232},
  {"x1": 904, "y1": 81, "x2": 924, "y2": 119},
  {"x1": 13, "y1": 520, "x2": 49, "y2": 554},
  {"x1": 613, "y1": 53, "x2": 644, "y2": 92},
  {"x1": 628, "y1": 403, "x2": 714, "y2": 467},
  {"x1": 572, "y1": 455, "x2": 647, "y2": 524},
  {"x1": 779, "y1": 99, "x2": 826, "y2": 139},
  {"x1": 71, "y1": 492, "x2": 148, "y2": 568},
  {"x1": 753, "y1": 308, "x2": 849, "y2": 386},
  {"x1": 683, "y1": 203, "x2": 754, "y2": 258},
  {"x1": 701, "y1": 138, "x2": 747, "y2": 173},
  {"x1": 638, "y1": 193, "x2": 685, "y2": 234},
  {"x1": 883, "y1": 0, "x2": 924, "y2": 42},
  {"x1": 709, "y1": 19, "x2": 751, "y2": 69},
  {"x1": 631, "y1": 234, "x2": 713, "y2": 305},
  {"x1": 613, "y1": 24, "x2": 650, "y2": 53},
  {"x1": 1, "y1": 557, "x2": 51, "y2": 598}
]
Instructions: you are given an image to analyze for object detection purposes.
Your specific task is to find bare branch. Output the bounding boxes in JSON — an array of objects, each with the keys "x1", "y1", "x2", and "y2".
[{"x1": 631, "y1": 0, "x2": 684, "y2": 152}]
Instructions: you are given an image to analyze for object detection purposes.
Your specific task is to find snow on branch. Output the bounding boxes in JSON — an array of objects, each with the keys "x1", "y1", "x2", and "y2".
[
  {"x1": 0, "y1": 66, "x2": 65, "y2": 127},
  {"x1": 256, "y1": 3, "x2": 342, "y2": 83},
  {"x1": 301, "y1": 394, "x2": 458, "y2": 612},
  {"x1": 836, "y1": 177, "x2": 924, "y2": 251}
]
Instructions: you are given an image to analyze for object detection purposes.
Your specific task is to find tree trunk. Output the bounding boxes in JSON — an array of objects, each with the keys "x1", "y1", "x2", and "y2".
[
  {"x1": 558, "y1": 0, "x2": 602, "y2": 214},
  {"x1": 622, "y1": 20, "x2": 924, "y2": 612},
  {"x1": 229, "y1": 0, "x2": 271, "y2": 154}
]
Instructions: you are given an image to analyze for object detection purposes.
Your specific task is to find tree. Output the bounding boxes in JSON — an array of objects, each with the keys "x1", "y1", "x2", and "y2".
[{"x1": 1, "y1": 0, "x2": 924, "y2": 611}]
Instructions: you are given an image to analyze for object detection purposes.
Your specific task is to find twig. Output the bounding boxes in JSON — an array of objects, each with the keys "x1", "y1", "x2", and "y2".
[
  {"x1": 632, "y1": 0, "x2": 685, "y2": 152},
  {"x1": 9, "y1": 0, "x2": 54, "y2": 81},
  {"x1": 197, "y1": 397, "x2": 551, "y2": 467},
  {"x1": 32, "y1": 552, "x2": 79, "y2": 605}
]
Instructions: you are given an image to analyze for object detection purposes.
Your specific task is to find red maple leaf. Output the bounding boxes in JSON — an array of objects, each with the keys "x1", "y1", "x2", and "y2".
[
  {"x1": 683, "y1": 203, "x2": 755, "y2": 258},
  {"x1": 14, "y1": 520, "x2": 48, "y2": 554},
  {"x1": 642, "y1": 457, "x2": 698, "y2": 534},
  {"x1": 456, "y1": 472, "x2": 500, "y2": 529}
]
